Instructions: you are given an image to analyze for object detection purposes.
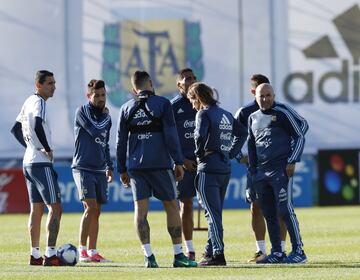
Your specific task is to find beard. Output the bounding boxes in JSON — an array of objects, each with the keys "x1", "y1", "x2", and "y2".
[{"x1": 96, "y1": 102, "x2": 105, "y2": 110}]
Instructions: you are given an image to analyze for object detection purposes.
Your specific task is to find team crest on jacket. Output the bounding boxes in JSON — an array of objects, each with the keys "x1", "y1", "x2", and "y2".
[
  {"x1": 271, "y1": 115, "x2": 277, "y2": 122},
  {"x1": 102, "y1": 20, "x2": 204, "y2": 107}
]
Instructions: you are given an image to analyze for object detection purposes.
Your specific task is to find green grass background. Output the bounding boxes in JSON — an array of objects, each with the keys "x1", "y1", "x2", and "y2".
[{"x1": 1, "y1": 206, "x2": 359, "y2": 279}]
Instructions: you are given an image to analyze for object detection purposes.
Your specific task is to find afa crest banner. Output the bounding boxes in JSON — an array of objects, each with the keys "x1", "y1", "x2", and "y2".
[{"x1": 102, "y1": 20, "x2": 204, "y2": 107}]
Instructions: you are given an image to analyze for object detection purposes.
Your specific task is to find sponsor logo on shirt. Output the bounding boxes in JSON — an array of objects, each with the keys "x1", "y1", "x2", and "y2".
[
  {"x1": 220, "y1": 132, "x2": 232, "y2": 140},
  {"x1": 184, "y1": 120, "x2": 195, "y2": 128},
  {"x1": 177, "y1": 108, "x2": 184, "y2": 114},
  {"x1": 95, "y1": 137, "x2": 107, "y2": 147},
  {"x1": 137, "y1": 132, "x2": 152, "y2": 140},
  {"x1": 220, "y1": 144, "x2": 231, "y2": 151},
  {"x1": 219, "y1": 114, "x2": 232, "y2": 130},
  {"x1": 133, "y1": 109, "x2": 147, "y2": 119},
  {"x1": 137, "y1": 120, "x2": 152, "y2": 126},
  {"x1": 184, "y1": 132, "x2": 194, "y2": 139}
]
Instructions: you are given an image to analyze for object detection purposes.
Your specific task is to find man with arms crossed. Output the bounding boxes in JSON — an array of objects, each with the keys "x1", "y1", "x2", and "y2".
[
  {"x1": 11, "y1": 70, "x2": 62, "y2": 266},
  {"x1": 116, "y1": 70, "x2": 197, "y2": 268},
  {"x1": 171, "y1": 68, "x2": 198, "y2": 261},
  {"x1": 72, "y1": 79, "x2": 113, "y2": 262}
]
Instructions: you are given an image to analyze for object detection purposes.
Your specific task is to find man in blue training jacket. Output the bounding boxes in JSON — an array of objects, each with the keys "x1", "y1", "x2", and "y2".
[
  {"x1": 187, "y1": 82, "x2": 247, "y2": 266},
  {"x1": 116, "y1": 70, "x2": 197, "y2": 268},
  {"x1": 248, "y1": 83, "x2": 307, "y2": 264},
  {"x1": 171, "y1": 68, "x2": 198, "y2": 261},
  {"x1": 234, "y1": 74, "x2": 308, "y2": 262},
  {"x1": 72, "y1": 79, "x2": 113, "y2": 263}
]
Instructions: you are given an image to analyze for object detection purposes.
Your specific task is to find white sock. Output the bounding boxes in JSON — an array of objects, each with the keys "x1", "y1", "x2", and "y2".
[
  {"x1": 79, "y1": 245, "x2": 87, "y2": 251},
  {"x1": 141, "y1": 243, "x2": 153, "y2": 257},
  {"x1": 31, "y1": 247, "x2": 41, "y2": 258},
  {"x1": 256, "y1": 240, "x2": 266, "y2": 253},
  {"x1": 87, "y1": 249, "x2": 98, "y2": 257},
  {"x1": 45, "y1": 246, "x2": 56, "y2": 257},
  {"x1": 173, "y1": 243, "x2": 183, "y2": 255},
  {"x1": 185, "y1": 240, "x2": 195, "y2": 253},
  {"x1": 281, "y1": 241, "x2": 286, "y2": 252}
]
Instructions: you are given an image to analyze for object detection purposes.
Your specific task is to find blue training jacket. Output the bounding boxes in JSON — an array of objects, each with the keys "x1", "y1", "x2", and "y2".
[
  {"x1": 234, "y1": 100, "x2": 308, "y2": 158},
  {"x1": 194, "y1": 104, "x2": 247, "y2": 174},
  {"x1": 247, "y1": 103, "x2": 306, "y2": 173},
  {"x1": 71, "y1": 102, "x2": 113, "y2": 173},
  {"x1": 116, "y1": 91, "x2": 184, "y2": 173},
  {"x1": 171, "y1": 94, "x2": 197, "y2": 161}
]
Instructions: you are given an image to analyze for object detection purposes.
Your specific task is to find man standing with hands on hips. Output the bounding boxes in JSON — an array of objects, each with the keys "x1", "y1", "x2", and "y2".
[{"x1": 11, "y1": 70, "x2": 62, "y2": 266}]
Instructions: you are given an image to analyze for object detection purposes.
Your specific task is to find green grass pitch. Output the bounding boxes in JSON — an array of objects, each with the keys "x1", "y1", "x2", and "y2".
[{"x1": 1, "y1": 206, "x2": 359, "y2": 279}]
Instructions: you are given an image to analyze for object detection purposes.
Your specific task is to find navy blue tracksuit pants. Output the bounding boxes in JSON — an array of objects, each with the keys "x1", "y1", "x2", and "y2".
[
  {"x1": 253, "y1": 166, "x2": 304, "y2": 253},
  {"x1": 196, "y1": 171, "x2": 230, "y2": 256}
]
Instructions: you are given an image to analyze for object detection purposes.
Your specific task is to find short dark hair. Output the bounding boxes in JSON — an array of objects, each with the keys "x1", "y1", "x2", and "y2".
[
  {"x1": 187, "y1": 82, "x2": 217, "y2": 106},
  {"x1": 131, "y1": 70, "x2": 150, "y2": 89},
  {"x1": 35, "y1": 70, "x2": 54, "y2": 84},
  {"x1": 176, "y1": 68, "x2": 195, "y2": 83},
  {"x1": 87, "y1": 79, "x2": 105, "y2": 93},
  {"x1": 250, "y1": 74, "x2": 270, "y2": 89}
]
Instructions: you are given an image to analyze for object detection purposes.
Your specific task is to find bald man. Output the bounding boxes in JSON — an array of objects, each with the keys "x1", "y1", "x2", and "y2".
[{"x1": 247, "y1": 83, "x2": 307, "y2": 264}]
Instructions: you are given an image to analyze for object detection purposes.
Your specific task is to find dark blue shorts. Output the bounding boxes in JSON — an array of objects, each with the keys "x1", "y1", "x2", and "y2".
[
  {"x1": 128, "y1": 169, "x2": 177, "y2": 201},
  {"x1": 23, "y1": 164, "x2": 61, "y2": 204},
  {"x1": 177, "y1": 170, "x2": 196, "y2": 200},
  {"x1": 72, "y1": 169, "x2": 108, "y2": 204}
]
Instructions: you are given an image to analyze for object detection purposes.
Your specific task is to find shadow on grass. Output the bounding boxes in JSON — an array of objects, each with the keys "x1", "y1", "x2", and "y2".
[
  {"x1": 77, "y1": 263, "x2": 145, "y2": 268},
  {"x1": 221, "y1": 260, "x2": 360, "y2": 269},
  {"x1": 76, "y1": 260, "x2": 360, "y2": 269}
]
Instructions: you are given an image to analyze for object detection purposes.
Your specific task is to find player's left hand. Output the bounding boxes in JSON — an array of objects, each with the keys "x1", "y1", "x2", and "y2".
[
  {"x1": 286, "y1": 163, "x2": 296, "y2": 177},
  {"x1": 106, "y1": 170, "x2": 113, "y2": 183}
]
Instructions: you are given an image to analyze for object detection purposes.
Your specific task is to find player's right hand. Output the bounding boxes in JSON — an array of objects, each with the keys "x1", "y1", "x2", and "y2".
[
  {"x1": 239, "y1": 155, "x2": 249, "y2": 164},
  {"x1": 174, "y1": 164, "x2": 184, "y2": 182},
  {"x1": 120, "y1": 172, "x2": 130, "y2": 187},
  {"x1": 41, "y1": 149, "x2": 53, "y2": 162},
  {"x1": 183, "y1": 159, "x2": 197, "y2": 172},
  {"x1": 245, "y1": 189, "x2": 253, "y2": 204}
]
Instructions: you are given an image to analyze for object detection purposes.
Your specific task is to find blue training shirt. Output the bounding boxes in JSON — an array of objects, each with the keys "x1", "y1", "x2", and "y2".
[
  {"x1": 234, "y1": 100, "x2": 308, "y2": 158},
  {"x1": 171, "y1": 94, "x2": 197, "y2": 161},
  {"x1": 247, "y1": 103, "x2": 306, "y2": 173},
  {"x1": 72, "y1": 102, "x2": 113, "y2": 173},
  {"x1": 116, "y1": 91, "x2": 184, "y2": 173},
  {"x1": 194, "y1": 104, "x2": 247, "y2": 174}
]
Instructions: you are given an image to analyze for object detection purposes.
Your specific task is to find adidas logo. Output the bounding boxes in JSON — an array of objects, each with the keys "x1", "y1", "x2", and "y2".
[
  {"x1": 219, "y1": 114, "x2": 232, "y2": 130},
  {"x1": 279, "y1": 188, "x2": 287, "y2": 202},
  {"x1": 177, "y1": 108, "x2": 184, "y2": 114},
  {"x1": 283, "y1": 4, "x2": 360, "y2": 104}
]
